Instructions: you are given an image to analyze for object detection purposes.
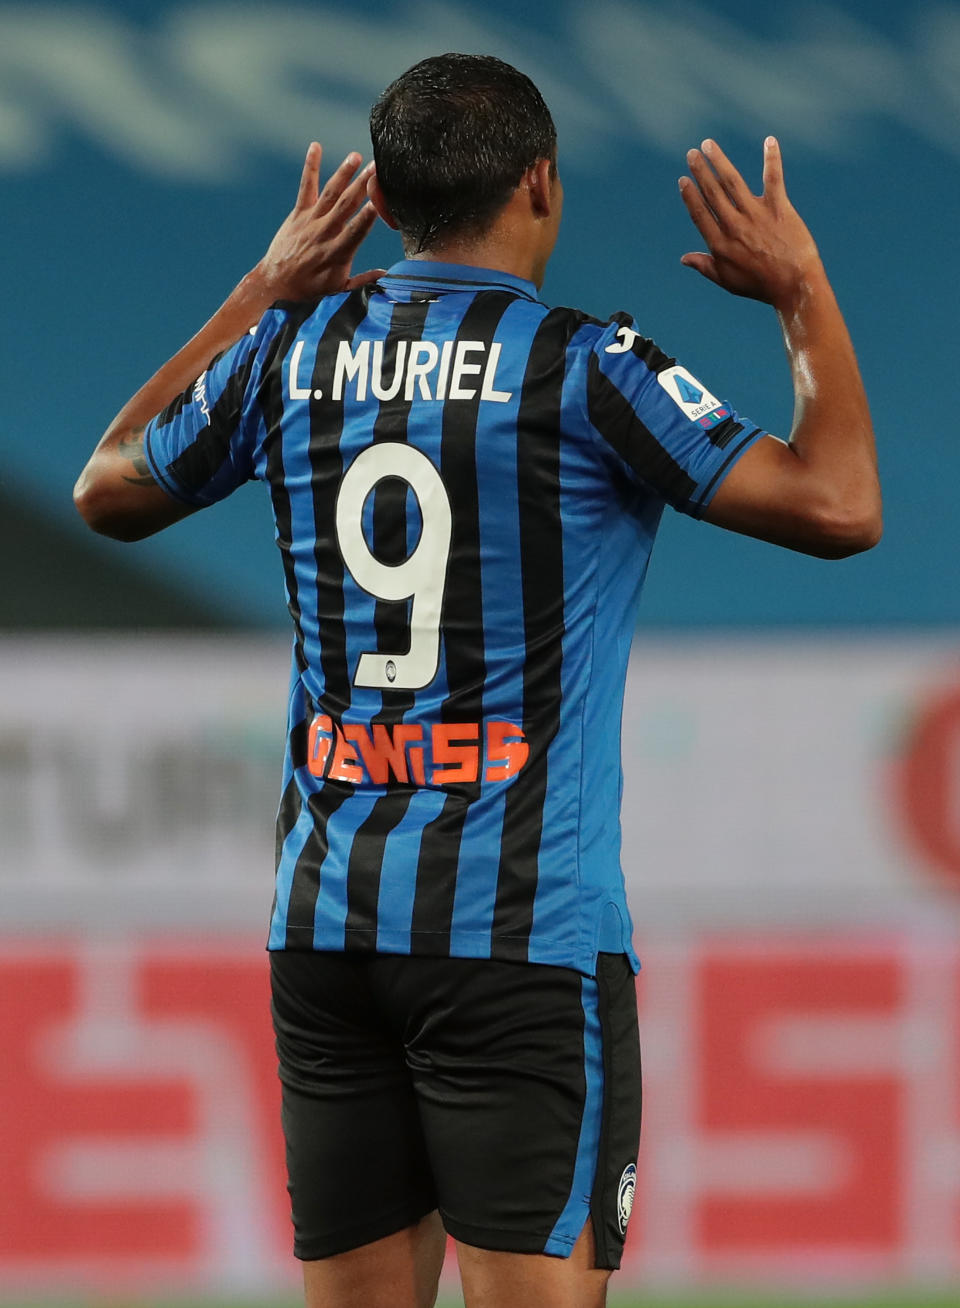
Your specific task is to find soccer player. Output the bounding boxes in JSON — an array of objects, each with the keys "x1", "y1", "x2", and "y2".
[{"x1": 74, "y1": 54, "x2": 880, "y2": 1308}]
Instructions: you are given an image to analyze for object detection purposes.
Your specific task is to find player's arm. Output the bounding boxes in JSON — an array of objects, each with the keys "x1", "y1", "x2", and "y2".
[
  {"x1": 679, "y1": 137, "x2": 881, "y2": 559},
  {"x1": 74, "y1": 145, "x2": 383, "y2": 541}
]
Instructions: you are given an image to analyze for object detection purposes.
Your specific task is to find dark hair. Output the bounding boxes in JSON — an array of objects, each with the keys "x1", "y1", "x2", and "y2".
[{"x1": 370, "y1": 53, "x2": 557, "y2": 253}]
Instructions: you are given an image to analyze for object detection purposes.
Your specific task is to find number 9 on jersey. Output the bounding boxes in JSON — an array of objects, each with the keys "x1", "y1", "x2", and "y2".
[{"x1": 335, "y1": 443, "x2": 452, "y2": 691}]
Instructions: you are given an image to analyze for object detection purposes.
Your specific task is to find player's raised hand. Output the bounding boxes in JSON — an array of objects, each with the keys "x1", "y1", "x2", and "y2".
[
  {"x1": 255, "y1": 143, "x2": 386, "y2": 302},
  {"x1": 678, "y1": 138, "x2": 823, "y2": 310}
]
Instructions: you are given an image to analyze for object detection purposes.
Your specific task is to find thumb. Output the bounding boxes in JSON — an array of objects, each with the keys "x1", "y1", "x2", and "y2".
[{"x1": 681, "y1": 252, "x2": 720, "y2": 285}]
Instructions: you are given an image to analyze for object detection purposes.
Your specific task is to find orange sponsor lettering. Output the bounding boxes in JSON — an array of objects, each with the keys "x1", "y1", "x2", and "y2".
[
  {"x1": 346, "y1": 723, "x2": 423, "y2": 784},
  {"x1": 328, "y1": 725, "x2": 362, "y2": 783},
  {"x1": 305, "y1": 716, "x2": 528, "y2": 786},
  {"x1": 306, "y1": 714, "x2": 333, "y2": 777},
  {"x1": 393, "y1": 725, "x2": 425, "y2": 782},
  {"x1": 485, "y1": 721, "x2": 529, "y2": 781},
  {"x1": 431, "y1": 722, "x2": 480, "y2": 783}
]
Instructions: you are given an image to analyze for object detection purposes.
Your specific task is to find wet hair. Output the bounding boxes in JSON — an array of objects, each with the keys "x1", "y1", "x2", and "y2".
[{"x1": 369, "y1": 53, "x2": 557, "y2": 253}]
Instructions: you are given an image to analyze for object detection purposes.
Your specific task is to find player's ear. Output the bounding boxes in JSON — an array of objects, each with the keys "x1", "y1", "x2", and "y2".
[
  {"x1": 367, "y1": 169, "x2": 400, "y2": 230},
  {"x1": 526, "y1": 157, "x2": 555, "y2": 219}
]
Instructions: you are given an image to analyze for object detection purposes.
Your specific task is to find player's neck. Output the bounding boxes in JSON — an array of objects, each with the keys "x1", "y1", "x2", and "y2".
[{"x1": 404, "y1": 218, "x2": 549, "y2": 290}]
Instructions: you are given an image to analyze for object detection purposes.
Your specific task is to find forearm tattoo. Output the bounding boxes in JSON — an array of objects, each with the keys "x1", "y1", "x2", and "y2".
[{"x1": 118, "y1": 426, "x2": 157, "y2": 488}]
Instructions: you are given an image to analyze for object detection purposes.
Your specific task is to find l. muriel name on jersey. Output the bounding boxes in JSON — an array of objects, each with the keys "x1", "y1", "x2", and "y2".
[{"x1": 289, "y1": 338, "x2": 513, "y2": 405}]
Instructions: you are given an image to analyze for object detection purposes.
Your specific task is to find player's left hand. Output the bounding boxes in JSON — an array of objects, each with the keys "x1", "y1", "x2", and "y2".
[
  {"x1": 254, "y1": 143, "x2": 386, "y2": 302},
  {"x1": 678, "y1": 137, "x2": 823, "y2": 312}
]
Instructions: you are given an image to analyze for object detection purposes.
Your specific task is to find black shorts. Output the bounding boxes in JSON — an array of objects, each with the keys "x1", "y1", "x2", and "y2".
[{"x1": 270, "y1": 949, "x2": 641, "y2": 1269}]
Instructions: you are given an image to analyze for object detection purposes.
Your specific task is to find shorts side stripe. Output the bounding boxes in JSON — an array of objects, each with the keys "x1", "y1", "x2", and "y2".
[{"x1": 543, "y1": 974, "x2": 604, "y2": 1254}]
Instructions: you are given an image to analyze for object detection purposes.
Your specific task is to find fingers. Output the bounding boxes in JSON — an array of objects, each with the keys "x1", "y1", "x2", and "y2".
[
  {"x1": 681, "y1": 135, "x2": 783, "y2": 243},
  {"x1": 761, "y1": 135, "x2": 786, "y2": 203},
  {"x1": 685, "y1": 146, "x2": 738, "y2": 231},
  {"x1": 336, "y1": 201, "x2": 379, "y2": 252},
  {"x1": 678, "y1": 174, "x2": 722, "y2": 246},
  {"x1": 700, "y1": 138, "x2": 754, "y2": 210},
  {"x1": 295, "y1": 142, "x2": 322, "y2": 211},
  {"x1": 330, "y1": 160, "x2": 377, "y2": 224},
  {"x1": 316, "y1": 151, "x2": 365, "y2": 215}
]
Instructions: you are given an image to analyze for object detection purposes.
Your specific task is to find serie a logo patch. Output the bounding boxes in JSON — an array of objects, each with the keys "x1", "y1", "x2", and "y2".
[
  {"x1": 656, "y1": 364, "x2": 729, "y2": 429},
  {"x1": 617, "y1": 1162, "x2": 637, "y2": 1234}
]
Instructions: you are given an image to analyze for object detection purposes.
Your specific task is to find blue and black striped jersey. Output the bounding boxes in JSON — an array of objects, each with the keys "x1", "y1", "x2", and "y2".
[{"x1": 145, "y1": 260, "x2": 766, "y2": 975}]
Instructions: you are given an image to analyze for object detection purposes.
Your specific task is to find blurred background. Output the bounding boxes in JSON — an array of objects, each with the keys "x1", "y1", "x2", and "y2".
[{"x1": 2, "y1": 0, "x2": 959, "y2": 1304}]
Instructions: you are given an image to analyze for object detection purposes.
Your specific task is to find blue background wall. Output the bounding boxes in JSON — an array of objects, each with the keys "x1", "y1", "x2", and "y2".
[{"x1": 3, "y1": 0, "x2": 956, "y2": 627}]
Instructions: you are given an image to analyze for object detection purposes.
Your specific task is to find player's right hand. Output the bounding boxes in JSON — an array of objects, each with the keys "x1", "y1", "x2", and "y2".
[
  {"x1": 678, "y1": 137, "x2": 824, "y2": 312},
  {"x1": 254, "y1": 143, "x2": 386, "y2": 303}
]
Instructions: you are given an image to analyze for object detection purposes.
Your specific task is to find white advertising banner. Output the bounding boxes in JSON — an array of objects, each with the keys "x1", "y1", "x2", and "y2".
[
  {"x1": 0, "y1": 638, "x2": 289, "y2": 929},
  {"x1": 2, "y1": 635, "x2": 960, "y2": 930},
  {"x1": 619, "y1": 638, "x2": 960, "y2": 928}
]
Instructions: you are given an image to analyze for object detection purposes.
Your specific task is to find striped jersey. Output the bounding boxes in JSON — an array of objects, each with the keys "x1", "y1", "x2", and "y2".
[{"x1": 144, "y1": 260, "x2": 766, "y2": 976}]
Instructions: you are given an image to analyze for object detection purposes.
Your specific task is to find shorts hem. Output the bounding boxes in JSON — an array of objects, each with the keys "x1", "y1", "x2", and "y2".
[
  {"x1": 293, "y1": 1198, "x2": 436, "y2": 1261},
  {"x1": 442, "y1": 1214, "x2": 561, "y2": 1258},
  {"x1": 589, "y1": 1212, "x2": 623, "y2": 1271}
]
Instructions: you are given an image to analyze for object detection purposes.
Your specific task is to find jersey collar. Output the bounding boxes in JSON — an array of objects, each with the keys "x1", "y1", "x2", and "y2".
[{"x1": 379, "y1": 259, "x2": 541, "y2": 303}]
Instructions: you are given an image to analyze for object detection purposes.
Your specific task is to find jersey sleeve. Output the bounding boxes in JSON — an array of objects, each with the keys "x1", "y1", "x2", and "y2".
[
  {"x1": 583, "y1": 314, "x2": 767, "y2": 518},
  {"x1": 143, "y1": 313, "x2": 279, "y2": 508}
]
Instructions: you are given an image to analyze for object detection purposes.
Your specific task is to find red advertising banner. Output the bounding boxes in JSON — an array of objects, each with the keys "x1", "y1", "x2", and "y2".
[{"x1": 2, "y1": 934, "x2": 958, "y2": 1294}]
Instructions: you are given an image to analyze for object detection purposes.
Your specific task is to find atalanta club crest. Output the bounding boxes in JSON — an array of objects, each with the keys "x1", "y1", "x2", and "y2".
[{"x1": 617, "y1": 1162, "x2": 636, "y2": 1234}]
